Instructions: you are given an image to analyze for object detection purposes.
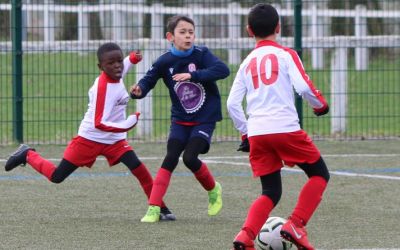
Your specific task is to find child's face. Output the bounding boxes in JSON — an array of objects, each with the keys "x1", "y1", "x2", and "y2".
[
  {"x1": 98, "y1": 50, "x2": 124, "y2": 81},
  {"x1": 169, "y1": 20, "x2": 195, "y2": 51}
]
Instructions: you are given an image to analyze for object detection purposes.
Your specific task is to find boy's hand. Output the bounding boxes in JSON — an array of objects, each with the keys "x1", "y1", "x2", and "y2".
[
  {"x1": 134, "y1": 112, "x2": 141, "y2": 119},
  {"x1": 130, "y1": 84, "x2": 142, "y2": 98},
  {"x1": 172, "y1": 73, "x2": 191, "y2": 82},
  {"x1": 237, "y1": 134, "x2": 250, "y2": 152},
  {"x1": 313, "y1": 105, "x2": 329, "y2": 116},
  {"x1": 129, "y1": 112, "x2": 141, "y2": 129},
  {"x1": 129, "y1": 51, "x2": 142, "y2": 64}
]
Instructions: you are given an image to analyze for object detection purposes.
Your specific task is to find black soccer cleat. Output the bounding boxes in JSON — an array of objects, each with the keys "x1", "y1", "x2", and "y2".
[
  {"x1": 159, "y1": 206, "x2": 176, "y2": 221},
  {"x1": 5, "y1": 144, "x2": 35, "y2": 172}
]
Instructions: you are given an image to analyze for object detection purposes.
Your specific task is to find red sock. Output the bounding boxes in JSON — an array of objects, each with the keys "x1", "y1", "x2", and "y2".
[
  {"x1": 130, "y1": 164, "x2": 167, "y2": 208},
  {"x1": 148, "y1": 168, "x2": 171, "y2": 207},
  {"x1": 26, "y1": 150, "x2": 56, "y2": 181},
  {"x1": 194, "y1": 162, "x2": 215, "y2": 191},
  {"x1": 242, "y1": 195, "x2": 275, "y2": 240},
  {"x1": 291, "y1": 176, "x2": 328, "y2": 226}
]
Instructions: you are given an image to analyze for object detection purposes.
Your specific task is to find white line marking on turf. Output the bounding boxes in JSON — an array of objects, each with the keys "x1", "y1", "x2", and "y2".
[
  {"x1": 1, "y1": 155, "x2": 399, "y2": 181},
  {"x1": 0, "y1": 153, "x2": 399, "y2": 163},
  {"x1": 203, "y1": 160, "x2": 400, "y2": 181},
  {"x1": 202, "y1": 154, "x2": 400, "y2": 159}
]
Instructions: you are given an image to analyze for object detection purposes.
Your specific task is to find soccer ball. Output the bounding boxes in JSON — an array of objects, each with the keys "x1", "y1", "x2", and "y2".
[{"x1": 255, "y1": 217, "x2": 293, "y2": 250}]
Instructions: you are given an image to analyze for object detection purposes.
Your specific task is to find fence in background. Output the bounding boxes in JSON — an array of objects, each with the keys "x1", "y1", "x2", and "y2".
[
  {"x1": 1, "y1": 2, "x2": 399, "y2": 69},
  {"x1": 1, "y1": 1, "x2": 399, "y2": 144}
]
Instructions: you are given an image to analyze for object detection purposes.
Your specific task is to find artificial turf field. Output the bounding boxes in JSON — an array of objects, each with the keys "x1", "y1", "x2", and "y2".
[{"x1": 0, "y1": 140, "x2": 399, "y2": 249}]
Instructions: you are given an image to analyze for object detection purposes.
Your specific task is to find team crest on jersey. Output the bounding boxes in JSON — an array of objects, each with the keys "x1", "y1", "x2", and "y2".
[
  {"x1": 174, "y1": 81, "x2": 206, "y2": 114},
  {"x1": 169, "y1": 68, "x2": 174, "y2": 74},
  {"x1": 188, "y1": 63, "x2": 196, "y2": 72}
]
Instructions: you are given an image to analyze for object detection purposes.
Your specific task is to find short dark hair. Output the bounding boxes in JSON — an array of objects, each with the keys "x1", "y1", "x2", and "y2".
[
  {"x1": 97, "y1": 42, "x2": 122, "y2": 62},
  {"x1": 248, "y1": 3, "x2": 279, "y2": 38},
  {"x1": 166, "y1": 15, "x2": 195, "y2": 34}
]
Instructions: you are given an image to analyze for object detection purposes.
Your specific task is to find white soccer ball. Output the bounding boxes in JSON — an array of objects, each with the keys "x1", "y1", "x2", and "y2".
[{"x1": 256, "y1": 216, "x2": 293, "y2": 250}]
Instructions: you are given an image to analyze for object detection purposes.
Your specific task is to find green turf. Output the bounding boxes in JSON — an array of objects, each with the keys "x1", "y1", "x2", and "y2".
[{"x1": 0, "y1": 140, "x2": 399, "y2": 249}]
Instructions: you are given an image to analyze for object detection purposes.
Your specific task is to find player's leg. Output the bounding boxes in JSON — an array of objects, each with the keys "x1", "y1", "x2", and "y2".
[
  {"x1": 5, "y1": 144, "x2": 35, "y2": 171},
  {"x1": 120, "y1": 150, "x2": 154, "y2": 201},
  {"x1": 275, "y1": 131, "x2": 329, "y2": 250},
  {"x1": 233, "y1": 170, "x2": 282, "y2": 250},
  {"x1": 292, "y1": 157, "x2": 330, "y2": 226},
  {"x1": 182, "y1": 136, "x2": 222, "y2": 216},
  {"x1": 280, "y1": 158, "x2": 329, "y2": 250},
  {"x1": 4, "y1": 144, "x2": 78, "y2": 182},
  {"x1": 50, "y1": 159, "x2": 79, "y2": 183},
  {"x1": 141, "y1": 138, "x2": 185, "y2": 223},
  {"x1": 119, "y1": 150, "x2": 176, "y2": 221}
]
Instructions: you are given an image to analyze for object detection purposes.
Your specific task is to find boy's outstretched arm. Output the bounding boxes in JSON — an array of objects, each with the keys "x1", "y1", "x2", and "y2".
[
  {"x1": 95, "y1": 104, "x2": 140, "y2": 133},
  {"x1": 190, "y1": 49, "x2": 230, "y2": 83},
  {"x1": 130, "y1": 61, "x2": 162, "y2": 99}
]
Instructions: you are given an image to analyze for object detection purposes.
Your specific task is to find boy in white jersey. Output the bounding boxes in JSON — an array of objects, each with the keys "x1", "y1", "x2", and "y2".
[
  {"x1": 227, "y1": 4, "x2": 330, "y2": 250},
  {"x1": 5, "y1": 42, "x2": 174, "y2": 221}
]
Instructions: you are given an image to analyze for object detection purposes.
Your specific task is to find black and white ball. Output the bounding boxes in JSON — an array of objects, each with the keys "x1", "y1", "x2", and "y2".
[{"x1": 255, "y1": 217, "x2": 293, "y2": 250}]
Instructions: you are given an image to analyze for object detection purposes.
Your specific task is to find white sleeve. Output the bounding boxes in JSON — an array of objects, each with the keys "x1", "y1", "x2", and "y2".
[
  {"x1": 227, "y1": 68, "x2": 248, "y2": 135},
  {"x1": 121, "y1": 56, "x2": 134, "y2": 78},
  {"x1": 287, "y1": 51, "x2": 327, "y2": 110},
  {"x1": 99, "y1": 114, "x2": 138, "y2": 131}
]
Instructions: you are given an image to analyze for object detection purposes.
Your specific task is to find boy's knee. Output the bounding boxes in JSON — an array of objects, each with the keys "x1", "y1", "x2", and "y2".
[
  {"x1": 50, "y1": 174, "x2": 66, "y2": 184},
  {"x1": 299, "y1": 157, "x2": 330, "y2": 182},
  {"x1": 182, "y1": 152, "x2": 201, "y2": 172},
  {"x1": 182, "y1": 152, "x2": 195, "y2": 166}
]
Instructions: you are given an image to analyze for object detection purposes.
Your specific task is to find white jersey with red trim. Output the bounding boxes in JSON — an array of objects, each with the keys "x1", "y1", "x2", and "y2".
[
  {"x1": 227, "y1": 40, "x2": 328, "y2": 137},
  {"x1": 78, "y1": 56, "x2": 138, "y2": 144}
]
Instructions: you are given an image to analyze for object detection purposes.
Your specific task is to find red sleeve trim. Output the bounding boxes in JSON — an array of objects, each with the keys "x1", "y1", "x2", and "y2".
[
  {"x1": 285, "y1": 48, "x2": 328, "y2": 108},
  {"x1": 255, "y1": 40, "x2": 328, "y2": 107},
  {"x1": 94, "y1": 73, "x2": 131, "y2": 133}
]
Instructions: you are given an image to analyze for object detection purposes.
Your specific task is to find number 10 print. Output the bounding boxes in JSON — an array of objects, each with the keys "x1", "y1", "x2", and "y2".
[{"x1": 245, "y1": 54, "x2": 278, "y2": 89}]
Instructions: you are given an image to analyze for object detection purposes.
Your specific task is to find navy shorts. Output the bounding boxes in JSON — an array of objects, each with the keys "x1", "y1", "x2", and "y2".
[{"x1": 168, "y1": 122, "x2": 216, "y2": 153}]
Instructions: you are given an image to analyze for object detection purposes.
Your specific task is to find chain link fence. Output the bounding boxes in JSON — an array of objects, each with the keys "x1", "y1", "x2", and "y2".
[{"x1": 1, "y1": 0, "x2": 399, "y2": 144}]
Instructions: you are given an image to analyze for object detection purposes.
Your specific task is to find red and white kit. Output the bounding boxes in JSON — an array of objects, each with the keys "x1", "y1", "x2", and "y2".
[
  {"x1": 78, "y1": 56, "x2": 138, "y2": 144},
  {"x1": 227, "y1": 40, "x2": 328, "y2": 176},
  {"x1": 227, "y1": 40, "x2": 327, "y2": 137}
]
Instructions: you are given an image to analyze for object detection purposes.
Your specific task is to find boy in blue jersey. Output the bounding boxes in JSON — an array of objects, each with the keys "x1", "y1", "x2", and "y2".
[{"x1": 130, "y1": 15, "x2": 230, "y2": 222}]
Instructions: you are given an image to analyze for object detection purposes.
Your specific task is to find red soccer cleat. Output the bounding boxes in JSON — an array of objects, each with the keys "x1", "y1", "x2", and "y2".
[
  {"x1": 232, "y1": 230, "x2": 255, "y2": 250},
  {"x1": 280, "y1": 219, "x2": 315, "y2": 250}
]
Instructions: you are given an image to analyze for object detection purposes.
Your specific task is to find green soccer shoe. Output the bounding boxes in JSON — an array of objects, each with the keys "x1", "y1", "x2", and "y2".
[
  {"x1": 141, "y1": 205, "x2": 160, "y2": 223},
  {"x1": 208, "y1": 181, "x2": 222, "y2": 216}
]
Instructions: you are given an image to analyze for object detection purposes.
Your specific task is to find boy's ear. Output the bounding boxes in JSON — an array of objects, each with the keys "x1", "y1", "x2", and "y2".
[
  {"x1": 166, "y1": 32, "x2": 174, "y2": 42},
  {"x1": 246, "y1": 25, "x2": 254, "y2": 37},
  {"x1": 97, "y1": 62, "x2": 102, "y2": 71},
  {"x1": 275, "y1": 22, "x2": 281, "y2": 34}
]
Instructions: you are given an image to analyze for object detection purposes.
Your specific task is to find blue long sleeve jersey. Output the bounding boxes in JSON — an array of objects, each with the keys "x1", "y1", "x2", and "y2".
[{"x1": 133, "y1": 46, "x2": 230, "y2": 123}]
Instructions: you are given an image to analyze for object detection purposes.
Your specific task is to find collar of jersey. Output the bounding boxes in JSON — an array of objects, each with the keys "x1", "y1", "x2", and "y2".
[
  {"x1": 100, "y1": 71, "x2": 120, "y2": 83},
  {"x1": 170, "y1": 44, "x2": 194, "y2": 57},
  {"x1": 255, "y1": 39, "x2": 279, "y2": 49}
]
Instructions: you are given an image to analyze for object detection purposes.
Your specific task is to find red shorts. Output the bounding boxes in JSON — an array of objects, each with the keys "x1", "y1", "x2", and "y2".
[
  {"x1": 248, "y1": 130, "x2": 320, "y2": 177},
  {"x1": 63, "y1": 136, "x2": 133, "y2": 168}
]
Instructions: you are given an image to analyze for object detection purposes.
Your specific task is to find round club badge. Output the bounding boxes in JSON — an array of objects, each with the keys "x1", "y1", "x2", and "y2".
[{"x1": 174, "y1": 81, "x2": 206, "y2": 113}]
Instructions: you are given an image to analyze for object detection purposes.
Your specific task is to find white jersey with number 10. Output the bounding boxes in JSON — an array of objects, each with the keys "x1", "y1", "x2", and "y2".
[{"x1": 227, "y1": 40, "x2": 327, "y2": 137}]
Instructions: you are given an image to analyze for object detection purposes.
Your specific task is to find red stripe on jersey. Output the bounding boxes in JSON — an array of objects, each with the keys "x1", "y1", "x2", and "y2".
[
  {"x1": 285, "y1": 49, "x2": 328, "y2": 108},
  {"x1": 94, "y1": 72, "x2": 131, "y2": 132},
  {"x1": 255, "y1": 40, "x2": 328, "y2": 109}
]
